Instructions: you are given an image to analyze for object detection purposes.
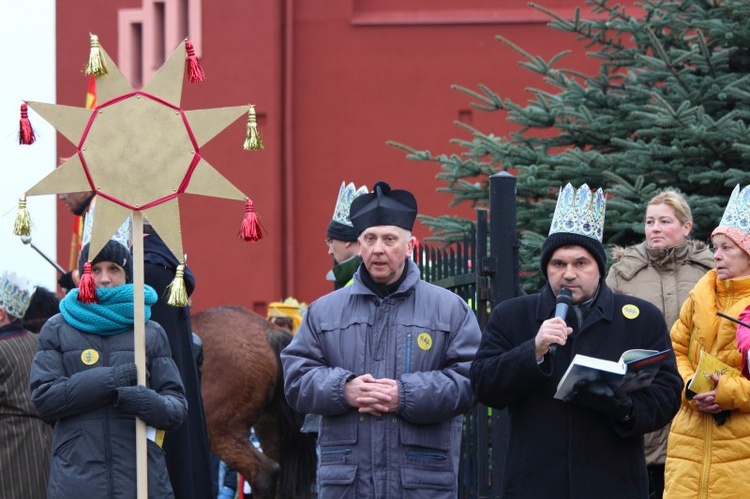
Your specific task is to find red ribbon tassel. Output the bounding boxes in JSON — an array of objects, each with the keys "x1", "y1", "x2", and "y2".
[
  {"x1": 77, "y1": 262, "x2": 98, "y2": 304},
  {"x1": 19, "y1": 103, "x2": 36, "y2": 145},
  {"x1": 185, "y1": 40, "x2": 205, "y2": 83},
  {"x1": 238, "y1": 199, "x2": 263, "y2": 242}
]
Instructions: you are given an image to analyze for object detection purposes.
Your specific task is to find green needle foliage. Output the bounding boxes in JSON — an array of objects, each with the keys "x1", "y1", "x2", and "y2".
[{"x1": 389, "y1": 0, "x2": 750, "y2": 293}]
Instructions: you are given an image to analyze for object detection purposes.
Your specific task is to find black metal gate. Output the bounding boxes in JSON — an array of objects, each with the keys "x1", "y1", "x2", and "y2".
[{"x1": 416, "y1": 173, "x2": 519, "y2": 499}]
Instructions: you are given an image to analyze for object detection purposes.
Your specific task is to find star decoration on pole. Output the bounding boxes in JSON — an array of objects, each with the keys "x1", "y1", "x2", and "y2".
[{"x1": 18, "y1": 38, "x2": 260, "y2": 270}]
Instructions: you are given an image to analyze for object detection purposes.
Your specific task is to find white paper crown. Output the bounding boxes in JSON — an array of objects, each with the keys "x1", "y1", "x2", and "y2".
[
  {"x1": 549, "y1": 183, "x2": 606, "y2": 242},
  {"x1": 82, "y1": 199, "x2": 132, "y2": 251},
  {"x1": 332, "y1": 182, "x2": 369, "y2": 226},
  {"x1": 0, "y1": 271, "x2": 34, "y2": 319},
  {"x1": 717, "y1": 184, "x2": 750, "y2": 234}
]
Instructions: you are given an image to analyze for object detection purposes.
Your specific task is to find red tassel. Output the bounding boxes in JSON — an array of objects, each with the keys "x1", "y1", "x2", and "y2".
[
  {"x1": 185, "y1": 40, "x2": 205, "y2": 83},
  {"x1": 77, "y1": 262, "x2": 98, "y2": 304},
  {"x1": 19, "y1": 103, "x2": 36, "y2": 145},
  {"x1": 238, "y1": 199, "x2": 264, "y2": 242}
]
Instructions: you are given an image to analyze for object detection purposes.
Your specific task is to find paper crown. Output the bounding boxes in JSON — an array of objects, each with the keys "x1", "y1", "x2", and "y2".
[
  {"x1": 81, "y1": 199, "x2": 132, "y2": 252},
  {"x1": 327, "y1": 182, "x2": 368, "y2": 241},
  {"x1": 548, "y1": 183, "x2": 606, "y2": 242},
  {"x1": 332, "y1": 182, "x2": 368, "y2": 227},
  {"x1": 0, "y1": 272, "x2": 34, "y2": 319},
  {"x1": 712, "y1": 184, "x2": 750, "y2": 255},
  {"x1": 267, "y1": 297, "x2": 307, "y2": 333},
  {"x1": 349, "y1": 181, "x2": 418, "y2": 234}
]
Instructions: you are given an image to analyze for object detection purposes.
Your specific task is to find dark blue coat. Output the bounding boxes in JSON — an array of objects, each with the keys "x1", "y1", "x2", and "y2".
[
  {"x1": 30, "y1": 315, "x2": 187, "y2": 499},
  {"x1": 470, "y1": 283, "x2": 683, "y2": 499}
]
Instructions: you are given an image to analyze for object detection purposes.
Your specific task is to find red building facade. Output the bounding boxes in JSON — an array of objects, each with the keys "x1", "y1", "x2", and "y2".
[{"x1": 55, "y1": 0, "x2": 620, "y2": 313}]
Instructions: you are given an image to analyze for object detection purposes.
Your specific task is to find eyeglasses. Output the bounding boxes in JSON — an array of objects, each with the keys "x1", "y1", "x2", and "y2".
[{"x1": 325, "y1": 238, "x2": 334, "y2": 247}]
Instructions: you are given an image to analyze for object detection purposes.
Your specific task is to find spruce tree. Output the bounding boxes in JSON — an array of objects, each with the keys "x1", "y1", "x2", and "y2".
[{"x1": 390, "y1": 0, "x2": 750, "y2": 292}]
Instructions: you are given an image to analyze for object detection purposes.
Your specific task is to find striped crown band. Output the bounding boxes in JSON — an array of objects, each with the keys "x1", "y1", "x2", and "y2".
[{"x1": 548, "y1": 183, "x2": 606, "y2": 243}]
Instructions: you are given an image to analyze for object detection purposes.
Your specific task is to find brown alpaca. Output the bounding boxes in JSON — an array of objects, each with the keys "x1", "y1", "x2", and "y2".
[{"x1": 192, "y1": 306, "x2": 316, "y2": 499}]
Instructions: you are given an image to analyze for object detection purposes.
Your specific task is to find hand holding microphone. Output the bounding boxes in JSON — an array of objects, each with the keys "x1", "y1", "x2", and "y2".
[{"x1": 549, "y1": 288, "x2": 572, "y2": 355}]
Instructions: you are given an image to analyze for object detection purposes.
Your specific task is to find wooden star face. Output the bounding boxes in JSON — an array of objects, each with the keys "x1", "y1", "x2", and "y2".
[
  {"x1": 84, "y1": 94, "x2": 194, "y2": 208},
  {"x1": 24, "y1": 40, "x2": 250, "y2": 263}
]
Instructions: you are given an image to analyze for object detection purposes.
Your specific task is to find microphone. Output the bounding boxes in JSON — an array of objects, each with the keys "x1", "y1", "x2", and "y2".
[{"x1": 550, "y1": 288, "x2": 572, "y2": 355}]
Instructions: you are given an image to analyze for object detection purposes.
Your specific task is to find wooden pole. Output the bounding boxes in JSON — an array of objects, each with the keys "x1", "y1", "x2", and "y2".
[{"x1": 132, "y1": 211, "x2": 147, "y2": 499}]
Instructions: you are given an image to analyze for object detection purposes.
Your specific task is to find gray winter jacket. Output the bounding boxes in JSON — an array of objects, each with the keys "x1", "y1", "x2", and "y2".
[
  {"x1": 30, "y1": 314, "x2": 187, "y2": 498},
  {"x1": 281, "y1": 259, "x2": 481, "y2": 498}
]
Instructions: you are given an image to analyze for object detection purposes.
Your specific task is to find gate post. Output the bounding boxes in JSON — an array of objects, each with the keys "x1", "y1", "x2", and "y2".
[
  {"x1": 489, "y1": 171, "x2": 519, "y2": 303},
  {"x1": 488, "y1": 172, "x2": 518, "y2": 497}
]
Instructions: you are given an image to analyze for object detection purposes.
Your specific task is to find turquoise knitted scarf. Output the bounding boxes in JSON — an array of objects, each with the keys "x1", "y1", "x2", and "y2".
[{"x1": 60, "y1": 284, "x2": 158, "y2": 336}]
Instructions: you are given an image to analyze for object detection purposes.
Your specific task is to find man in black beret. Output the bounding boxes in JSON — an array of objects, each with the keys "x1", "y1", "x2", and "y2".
[{"x1": 282, "y1": 181, "x2": 481, "y2": 498}]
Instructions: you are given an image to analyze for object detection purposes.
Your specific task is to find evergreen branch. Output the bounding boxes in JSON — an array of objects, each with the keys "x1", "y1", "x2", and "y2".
[
  {"x1": 450, "y1": 84, "x2": 503, "y2": 111},
  {"x1": 585, "y1": 0, "x2": 633, "y2": 21},
  {"x1": 385, "y1": 141, "x2": 438, "y2": 163},
  {"x1": 644, "y1": 27, "x2": 691, "y2": 93},
  {"x1": 695, "y1": 30, "x2": 716, "y2": 78}
]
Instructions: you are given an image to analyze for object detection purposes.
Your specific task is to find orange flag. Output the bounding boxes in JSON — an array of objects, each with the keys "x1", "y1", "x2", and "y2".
[
  {"x1": 67, "y1": 76, "x2": 97, "y2": 271},
  {"x1": 85, "y1": 75, "x2": 97, "y2": 109}
]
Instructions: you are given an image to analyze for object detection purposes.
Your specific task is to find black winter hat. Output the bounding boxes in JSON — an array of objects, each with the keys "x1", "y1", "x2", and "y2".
[
  {"x1": 326, "y1": 220, "x2": 358, "y2": 242},
  {"x1": 349, "y1": 181, "x2": 417, "y2": 235},
  {"x1": 78, "y1": 240, "x2": 133, "y2": 284},
  {"x1": 540, "y1": 232, "x2": 607, "y2": 278}
]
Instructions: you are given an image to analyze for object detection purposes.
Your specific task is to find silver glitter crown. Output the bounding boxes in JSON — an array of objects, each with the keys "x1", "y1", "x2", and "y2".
[
  {"x1": 717, "y1": 184, "x2": 750, "y2": 234},
  {"x1": 81, "y1": 199, "x2": 132, "y2": 251},
  {"x1": 549, "y1": 183, "x2": 606, "y2": 242},
  {"x1": 0, "y1": 272, "x2": 34, "y2": 319},
  {"x1": 331, "y1": 182, "x2": 368, "y2": 226}
]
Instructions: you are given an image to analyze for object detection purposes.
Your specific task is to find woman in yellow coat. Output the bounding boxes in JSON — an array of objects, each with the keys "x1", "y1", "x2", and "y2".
[{"x1": 665, "y1": 185, "x2": 750, "y2": 499}]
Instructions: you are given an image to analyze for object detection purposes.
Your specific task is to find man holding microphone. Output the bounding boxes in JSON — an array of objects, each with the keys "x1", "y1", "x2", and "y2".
[{"x1": 470, "y1": 183, "x2": 683, "y2": 498}]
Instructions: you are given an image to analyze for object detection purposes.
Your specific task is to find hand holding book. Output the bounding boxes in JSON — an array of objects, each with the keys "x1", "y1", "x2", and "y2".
[
  {"x1": 554, "y1": 348, "x2": 671, "y2": 400},
  {"x1": 564, "y1": 380, "x2": 633, "y2": 421},
  {"x1": 687, "y1": 350, "x2": 740, "y2": 394}
]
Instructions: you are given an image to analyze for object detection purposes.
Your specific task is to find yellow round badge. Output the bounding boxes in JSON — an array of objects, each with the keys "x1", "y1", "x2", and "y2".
[
  {"x1": 417, "y1": 332, "x2": 433, "y2": 351},
  {"x1": 81, "y1": 349, "x2": 100, "y2": 365},
  {"x1": 622, "y1": 304, "x2": 640, "y2": 320}
]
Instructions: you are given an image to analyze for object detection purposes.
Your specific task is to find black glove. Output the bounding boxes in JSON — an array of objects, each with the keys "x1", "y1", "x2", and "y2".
[
  {"x1": 111, "y1": 362, "x2": 138, "y2": 387},
  {"x1": 565, "y1": 380, "x2": 633, "y2": 422},
  {"x1": 114, "y1": 385, "x2": 169, "y2": 427}
]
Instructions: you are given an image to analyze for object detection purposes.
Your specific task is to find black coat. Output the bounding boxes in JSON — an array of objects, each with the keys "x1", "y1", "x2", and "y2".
[
  {"x1": 145, "y1": 233, "x2": 213, "y2": 499},
  {"x1": 470, "y1": 283, "x2": 683, "y2": 499}
]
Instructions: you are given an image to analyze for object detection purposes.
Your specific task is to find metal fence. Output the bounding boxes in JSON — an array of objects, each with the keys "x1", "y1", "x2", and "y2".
[{"x1": 416, "y1": 173, "x2": 520, "y2": 499}]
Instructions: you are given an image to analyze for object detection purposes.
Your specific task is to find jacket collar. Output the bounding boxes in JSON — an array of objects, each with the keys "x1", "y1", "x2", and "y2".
[
  {"x1": 612, "y1": 240, "x2": 714, "y2": 280},
  {"x1": 351, "y1": 259, "x2": 420, "y2": 297},
  {"x1": 0, "y1": 320, "x2": 26, "y2": 340}
]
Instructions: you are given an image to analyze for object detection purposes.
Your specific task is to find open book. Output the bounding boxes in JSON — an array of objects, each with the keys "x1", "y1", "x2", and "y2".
[
  {"x1": 687, "y1": 350, "x2": 741, "y2": 394},
  {"x1": 554, "y1": 348, "x2": 671, "y2": 400}
]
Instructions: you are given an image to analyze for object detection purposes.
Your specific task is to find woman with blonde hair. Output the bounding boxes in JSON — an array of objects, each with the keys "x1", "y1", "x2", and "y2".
[{"x1": 606, "y1": 189, "x2": 714, "y2": 498}]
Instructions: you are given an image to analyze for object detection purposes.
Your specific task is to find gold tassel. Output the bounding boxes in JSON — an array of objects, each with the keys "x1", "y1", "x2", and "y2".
[
  {"x1": 83, "y1": 33, "x2": 108, "y2": 76},
  {"x1": 243, "y1": 105, "x2": 264, "y2": 151},
  {"x1": 13, "y1": 196, "x2": 31, "y2": 236},
  {"x1": 166, "y1": 264, "x2": 189, "y2": 307}
]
